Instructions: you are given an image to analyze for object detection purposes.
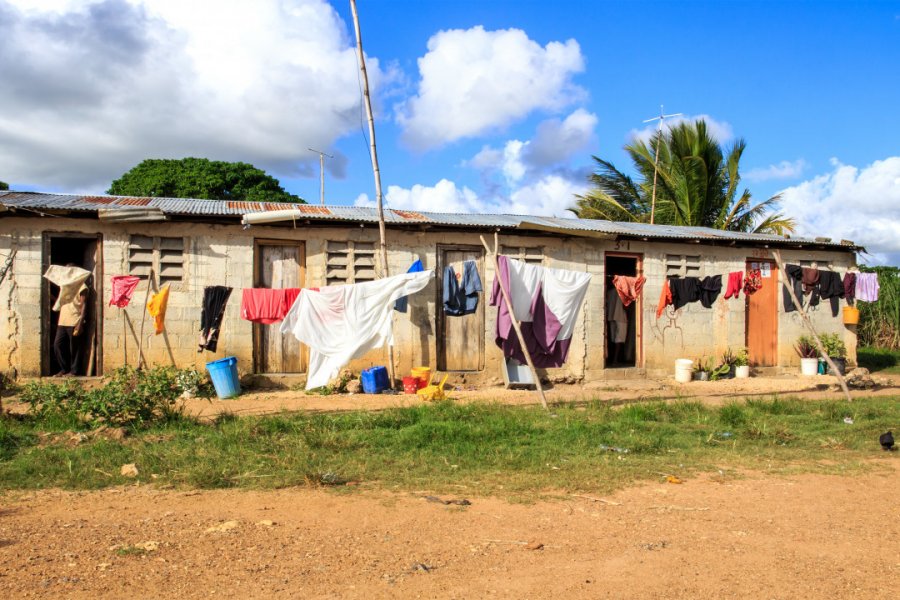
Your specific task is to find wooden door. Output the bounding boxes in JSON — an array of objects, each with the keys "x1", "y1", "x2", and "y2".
[
  {"x1": 746, "y1": 259, "x2": 778, "y2": 367},
  {"x1": 437, "y1": 246, "x2": 485, "y2": 371},
  {"x1": 254, "y1": 241, "x2": 306, "y2": 373}
]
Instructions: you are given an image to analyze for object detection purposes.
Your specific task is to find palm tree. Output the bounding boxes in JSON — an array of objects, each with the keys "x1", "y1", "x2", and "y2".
[{"x1": 571, "y1": 120, "x2": 795, "y2": 235}]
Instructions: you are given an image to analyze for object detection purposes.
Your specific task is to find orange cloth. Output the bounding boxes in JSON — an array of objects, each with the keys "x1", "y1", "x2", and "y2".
[
  {"x1": 613, "y1": 275, "x2": 646, "y2": 307},
  {"x1": 656, "y1": 279, "x2": 672, "y2": 319},
  {"x1": 147, "y1": 284, "x2": 170, "y2": 335}
]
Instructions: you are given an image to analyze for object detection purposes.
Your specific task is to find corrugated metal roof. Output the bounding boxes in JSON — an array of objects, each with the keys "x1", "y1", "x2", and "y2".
[{"x1": 0, "y1": 190, "x2": 856, "y2": 249}]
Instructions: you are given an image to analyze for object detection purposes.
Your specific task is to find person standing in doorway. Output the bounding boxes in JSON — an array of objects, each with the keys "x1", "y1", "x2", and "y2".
[{"x1": 53, "y1": 274, "x2": 90, "y2": 376}]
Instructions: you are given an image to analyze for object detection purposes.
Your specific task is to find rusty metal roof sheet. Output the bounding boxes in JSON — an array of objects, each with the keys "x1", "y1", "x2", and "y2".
[{"x1": 0, "y1": 190, "x2": 856, "y2": 250}]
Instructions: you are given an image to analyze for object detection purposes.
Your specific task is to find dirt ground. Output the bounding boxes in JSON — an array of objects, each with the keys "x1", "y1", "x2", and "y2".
[
  {"x1": 172, "y1": 372, "x2": 899, "y2": 419},
  {"x1": 0, "y1": 461, "x2": 897, "y2": 599}
]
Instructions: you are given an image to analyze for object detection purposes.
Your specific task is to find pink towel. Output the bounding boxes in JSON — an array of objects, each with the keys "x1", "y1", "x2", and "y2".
[{"x1": 109, "y1": 275, "x2": 141, "y2": 308}]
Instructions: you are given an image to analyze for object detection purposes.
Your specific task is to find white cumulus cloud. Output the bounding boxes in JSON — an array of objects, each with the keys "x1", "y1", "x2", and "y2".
[
  {"x1": 779, "y1": 157, "x2": 900, "y2": 264},
  {"x1": 0, "y1": 0, "x2": 387, "y2": 191},
  {"x1": 745, "y1": 159, "x2": 808, "y2": 182},
  {"x1": 396, "y1": 26, "x2": 585, "y2": 150}
]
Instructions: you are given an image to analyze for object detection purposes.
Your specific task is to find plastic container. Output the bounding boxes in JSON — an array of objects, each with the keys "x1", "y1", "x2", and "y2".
[
  {"x1": 411, "y1": 366, "x2": 431, "y2": 389},
  {"x1": 800, "y1": 357, "x2": 818, "y2": 376},
  {"x1": 842, "y1": 306, "x2": 859, "y2": 325},
  {"x1": 402, "y1": 376, "x2": 419, "y2": 394},
  {"x1": 361, "y1": 366, "x2": 390, "y2": 394},
  {"x1": 674, "y1": 359, "x2": 693, "y2": 383},
  {"x1": 735, "y1": 365, "x2": 750, "y2": 379},
  {"x1": 206, "y1": 356, "x2": 241, "y2": 399}
]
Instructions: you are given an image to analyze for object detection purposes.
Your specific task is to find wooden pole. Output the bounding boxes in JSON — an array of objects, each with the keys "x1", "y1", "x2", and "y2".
[
  {"x1": 122, "y1": 310, "x2": 128, "y2": 367},
  {"x1": 649, "y1": 127, "x2": 662, "y2": 225},
  {"x1": 770, "y1": 249, "x2": 852, "y2": 402},
  {"x1": 480, "y1": 232, "x2": 549, "y2": 411},
  {"x1": 136, "y1": 270, "x2": 153, "y2": 370},
  {"x1": 351, "y1": 0, "x2": 396, "y2": 388}
]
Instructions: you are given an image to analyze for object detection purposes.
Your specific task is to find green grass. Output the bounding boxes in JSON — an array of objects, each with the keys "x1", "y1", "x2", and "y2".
[
  {"x1": 0, "y1": 397, "x2": 897, "y2": 496},
  {"x1": 857, "y1": 346, "x2": 900, "y2": 374}
]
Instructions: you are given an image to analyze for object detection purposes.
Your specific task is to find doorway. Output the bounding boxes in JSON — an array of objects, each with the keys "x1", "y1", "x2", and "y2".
[
  {"x1": 41, "y1": 233, "x2": 103, "y2": 377},
  {"x1": 745, "y1": 259, "x2": 778, "y2": 366},
  {"x1": 253, "y1": 240, "x2": 306, "y2": 373},
  {"x1": 604, "y1": 253, "x2": 643, "y2": 368},
  {"x1": 436, "y1": 245, "x2": 485, "y2": 372}
]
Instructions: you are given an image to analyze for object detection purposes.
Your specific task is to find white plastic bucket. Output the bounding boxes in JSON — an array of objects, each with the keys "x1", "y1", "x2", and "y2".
[
  {"x1": 800, "y1": 358, "x2": 818, "y2": 376},
  {"x1": 735, "y1": 365, "x2": 750, "y2": 379},
  {"x1": 674, "y1": 359, "x2": 693, "y2": 383}
]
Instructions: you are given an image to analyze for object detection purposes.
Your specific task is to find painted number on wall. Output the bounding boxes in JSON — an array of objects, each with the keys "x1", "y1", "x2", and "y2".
[{"x1": 614, "y1": 240, "x2": 630, "y2": 251}]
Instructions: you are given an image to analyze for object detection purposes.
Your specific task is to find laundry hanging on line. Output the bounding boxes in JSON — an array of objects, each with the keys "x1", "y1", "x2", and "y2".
[
  {"x1": 443, "y1": 260, "x2": 482, "y2": 316},
  {"x1": 783, "y1": 264, "x2": 804, "y2": 312},
  {"x1": 394, "y1": 259, "x2": 424, "y2": 313},
  {"x1": 109, "y1": 275, "x2": 141, "y2": 308},
  {"x1": 668, "y1": 276, "x2": 701, "y2": 310},
  {"x1": 612, "y1": 275, "x2": 645, "y2": 307},
  {"x1": 743, "y1": 269, "x2": 762, "y2": 295},
  {"x1": 147, "y1": 284, "x2": 170, "y2": 335},
  {"x1": 699, "y1": 275, "x2": 723, "y2": 308},
  {"x1": 240, "y1": 288, "x2": 301, "y2": 324},
  {"x1": 199, "y1": 286, "x2": 232, "y2": 352},
  {"x1": 490, "y1": 256, "x2": 591, "y2": 369},
  {"x1": 842, "y1": 272, "x2": 856, "y2": 304},
  {"x1": 724, "y1": 271, "x2": 743, "y2": 299},
  {"x1": 281, "y1": 270, "x2": 434, "y2": 390},
  {"x1": 817, "y1": 270, "x2": 844, "y2": 317},
  {"x1": 43, "y1": 265, "x2": 92, "y2": 311},
  {"x1": 656, "y1": 279, "x2": 672, "y2": 319},
  {"x1": 855, "y1": 272, "x2": 879, "y2": 302}
]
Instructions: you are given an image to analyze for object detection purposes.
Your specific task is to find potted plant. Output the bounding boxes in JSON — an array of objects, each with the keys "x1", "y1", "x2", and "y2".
[
  {"x1": 719, "y1": 348, "x2": 737, "y2": 379},
  {"x1": 693, "y1": 356, "x2": 712, "y2": 381},
  {"x1": 795, "y1": 336, "x2": 819, "y2": 376},
  {"x1": 733, "y1": 347, "x2": 750, "y2": 379},
  {"x1": 820, "y1": 333, "x2": 847, "y2": 375}
]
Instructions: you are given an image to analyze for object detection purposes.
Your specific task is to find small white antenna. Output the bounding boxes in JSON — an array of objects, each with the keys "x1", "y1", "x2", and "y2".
[
  {"x1": 308, "y1": 148, "x2": 334, "y2": 206},
  {"x1": 642, "y1": 105, "x2": 682, "y2": 225}
]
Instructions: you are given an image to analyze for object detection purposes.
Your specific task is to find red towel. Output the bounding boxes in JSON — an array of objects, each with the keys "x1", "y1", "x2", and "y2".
[
  {"x1": 109, "y1": 275, "x2": 141, "y2": 308},
  {"x1": 656, "y1": 280, "x2": 672, "y2": 319},
  {"x1": 241, "y1": 288, "x2": 302, "y2": 324},
  {"x1": 724, "y1": 271, "x2": 743, "y2": 299},
  {"x1": 613, "y1": 275, "x2": 646, "y2": 307}
]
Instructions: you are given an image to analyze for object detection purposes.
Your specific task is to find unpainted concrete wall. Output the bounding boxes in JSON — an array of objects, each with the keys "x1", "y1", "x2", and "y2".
[{"x1": 0, "y1": 217, "x2": 857, "y2": 382}]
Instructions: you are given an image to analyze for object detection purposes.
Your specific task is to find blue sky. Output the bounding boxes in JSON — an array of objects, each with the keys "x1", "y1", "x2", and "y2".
[{"x1": 1, "y1": 0, "x2": 899, "y2": 262}]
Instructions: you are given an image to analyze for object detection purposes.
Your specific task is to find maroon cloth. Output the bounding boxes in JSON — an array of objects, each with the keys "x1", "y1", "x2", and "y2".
[
  {"x1": 843, "y1": 272, "x2": 856, "y2": 303},
  {"x1": 724, "y1": 271, "x2": 743, "y2": 299},
  {"x1": 240, "y1": 288, "x2": 301, "y2": 324},
  {"x1": 109, "y1": 275, "x2": 141, "y2": 308},
  {"x1": 489, "y1": 256, "x2": 571, "y2": 368}
]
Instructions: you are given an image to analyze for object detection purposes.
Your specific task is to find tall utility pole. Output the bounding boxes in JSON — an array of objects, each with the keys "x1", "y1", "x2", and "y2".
[
  {"x1": 350, "y1": 0, "x2": 396, "y2": 387},
  {"x1": 642, "y1": 105, "x2": 682, "y2": 224},
  {"x1": 308, "y1": 148, "x2": 333, "y2": 206}
]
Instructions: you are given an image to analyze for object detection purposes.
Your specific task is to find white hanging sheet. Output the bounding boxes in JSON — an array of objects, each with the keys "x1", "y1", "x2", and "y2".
[{"x1": 281, "y1": 270, "x2": 434, "y2": 389}]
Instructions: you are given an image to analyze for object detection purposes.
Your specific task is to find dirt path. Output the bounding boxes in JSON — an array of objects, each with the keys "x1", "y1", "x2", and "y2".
[{"x1": 1, "y1": 461, "x2": 897, "y2": 599}]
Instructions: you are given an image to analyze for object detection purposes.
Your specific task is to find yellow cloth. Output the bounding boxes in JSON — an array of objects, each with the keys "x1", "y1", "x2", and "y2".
[
  {"x1": 147, "y1": 284, "x2": 170, "y2": 335},
  {"x1": 43, "y1": 265, "x2": 91, "y2": 311},
  {"x1": 57, "y1": 283, "x2": 88, "y2": 328}
]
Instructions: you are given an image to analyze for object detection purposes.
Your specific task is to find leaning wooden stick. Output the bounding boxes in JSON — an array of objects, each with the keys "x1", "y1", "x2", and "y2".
[
  {"x1": 770, "y1": 249, "x2": 852, "y2": 402},
  {"x1": 136, "y1": 269, "x2": 153, "y2": 370},
  {"x1": 480, "y1": 232, "x2": 549, "y2": 411}
]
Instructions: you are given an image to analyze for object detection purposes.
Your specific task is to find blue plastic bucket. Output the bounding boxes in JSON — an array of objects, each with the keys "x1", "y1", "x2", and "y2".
[
  {"x1": 206, "y1": 356, "x2": 241, "y2": 399},
  {"x1": 360, "y1": 366, "x2": 389, "y2": 394}
]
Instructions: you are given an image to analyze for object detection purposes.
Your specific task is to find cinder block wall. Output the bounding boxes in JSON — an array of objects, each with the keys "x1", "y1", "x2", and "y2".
[{"x1": 0, "y1": 216, "x2": 857, "y2": 382}]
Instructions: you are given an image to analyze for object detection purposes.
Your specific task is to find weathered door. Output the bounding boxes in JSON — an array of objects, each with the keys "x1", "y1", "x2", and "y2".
[
  {"x1": 437, "y1": 246, "x2": 485, "y2": 371},
  {"x1": 254, "y1": 241, "x2": 306, "y2": 373},
  {"x1": 745, "y1": 259, "x2": 778, "y2": 366}
]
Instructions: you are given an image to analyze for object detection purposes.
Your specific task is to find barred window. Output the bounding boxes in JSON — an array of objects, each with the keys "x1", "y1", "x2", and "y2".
[
  {"x1": 325, "y1": 241, "x2": 376, "y2": 285},
  {"x1": 500, "y1": 245, "x2": 544, "y2": 265}
]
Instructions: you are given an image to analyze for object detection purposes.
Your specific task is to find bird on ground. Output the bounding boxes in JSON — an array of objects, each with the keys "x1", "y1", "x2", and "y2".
[{"x1": 879, "y1": 431, "x2": 894, "y2": 451}]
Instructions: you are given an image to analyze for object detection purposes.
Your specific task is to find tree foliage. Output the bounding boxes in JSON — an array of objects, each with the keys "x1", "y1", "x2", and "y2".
[
  {"x1": 0, "y1": 181, "x2": 8, "y2": 190},
  {"x1": 107, "y1": 158, "x2": 305, "y2": 203},
  {"x1": 571, "y1": 120, "x2": 795, "y2": 235}
]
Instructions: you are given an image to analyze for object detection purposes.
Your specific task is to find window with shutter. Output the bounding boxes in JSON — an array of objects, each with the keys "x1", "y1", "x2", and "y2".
[
  {"x1": 129, "y1": 236, "x2": 185, "y2": 285},
  {"x1": 326, "y1": 241, "x2": 377, "y2": 285}
]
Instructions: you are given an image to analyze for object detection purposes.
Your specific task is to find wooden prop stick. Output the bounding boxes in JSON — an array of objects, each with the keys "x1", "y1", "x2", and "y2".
[
  {"x1": 770, "y1": 249, "x2": 852, "y2": 402},
  {"x1": 124, "y1": 312, "x2": 146, "y2": 368},
  {"x1": 480, "y1": 232, "x2": 549, "y2": 411},
  {"x1": 122, "y1": 310, "x2": 128, "y2": 367},
  {"x1": 136, "y1": 269, "x2": 153, "y2": 370}
]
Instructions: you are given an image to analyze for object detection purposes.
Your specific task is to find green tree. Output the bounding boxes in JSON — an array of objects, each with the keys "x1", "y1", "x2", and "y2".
[
  {"x1": 107, "y1": 158, "x2": 306, "y2": 203},
  {"x1": 0, "y1": 181, "x2": 8, "y2": 190},
  {"x1": 571, "y1": 120, "x2": 795, "y2": 234}
]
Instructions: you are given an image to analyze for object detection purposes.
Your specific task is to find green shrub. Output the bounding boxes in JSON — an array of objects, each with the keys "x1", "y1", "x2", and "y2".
[
  {"x1": 24, "y1": 367, "x2": 205, "y2": 428},
  {"x1": 858, "y1": 266, "x2": 899, "y2": 350}
]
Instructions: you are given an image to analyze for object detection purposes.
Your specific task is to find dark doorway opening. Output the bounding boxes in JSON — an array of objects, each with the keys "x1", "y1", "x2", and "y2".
[
  {"x1": 604, "y1": 254, "x2": 642, "y2": 368},
  {"x1": 42, "y1": 234, "x2": 102, "y2": 377}
]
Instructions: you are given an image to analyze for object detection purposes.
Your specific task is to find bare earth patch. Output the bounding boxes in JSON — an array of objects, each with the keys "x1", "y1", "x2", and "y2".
[{"x1": 1, "y1": 461, "x2": 897, "y2": 598}]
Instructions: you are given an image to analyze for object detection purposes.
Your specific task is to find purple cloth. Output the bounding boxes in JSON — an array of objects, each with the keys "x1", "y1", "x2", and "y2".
[
  {"x1": 855, "y1": 272, "x2": 879, "y2": 302},
  {"x1": 489, "y1": 256, "x2": 571, "y2": 368}
]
